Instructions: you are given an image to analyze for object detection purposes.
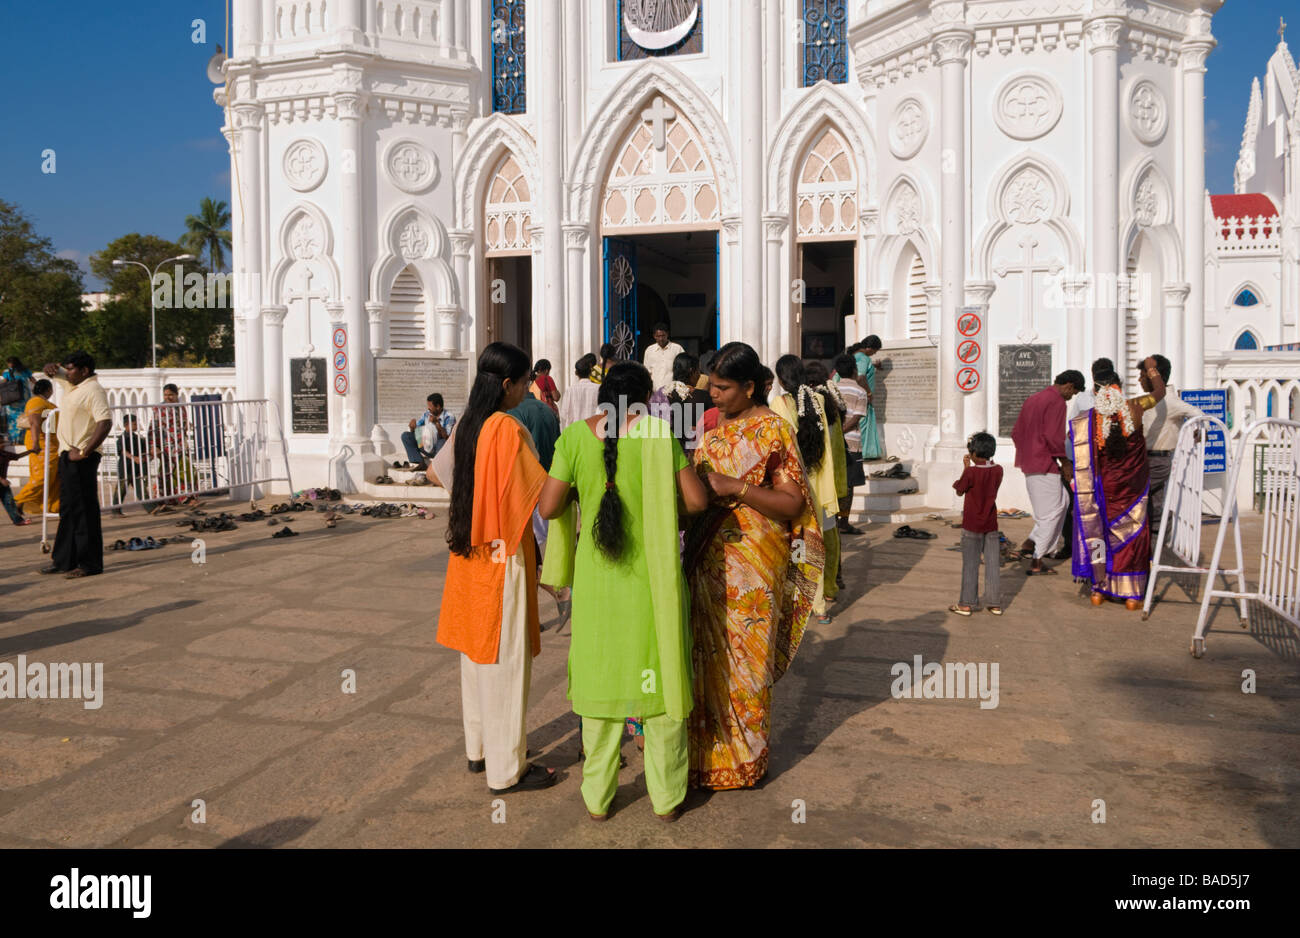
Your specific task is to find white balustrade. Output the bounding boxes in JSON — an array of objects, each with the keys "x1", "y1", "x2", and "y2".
[{"x1": 1213, "y1": 213, "x2": 1281, "y2": 256}]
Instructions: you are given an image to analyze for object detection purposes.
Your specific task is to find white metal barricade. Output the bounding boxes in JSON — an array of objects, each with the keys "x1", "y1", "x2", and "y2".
[
  {"x1": 40, "y1": 399, "x2": 293, "y2": 552},
  {"x1": 1142, "y1": 414, "x2": 1247, "y2": 621},
  {"x1": 1192, "y1": 418, "x2": 1300, "y2": 658}
]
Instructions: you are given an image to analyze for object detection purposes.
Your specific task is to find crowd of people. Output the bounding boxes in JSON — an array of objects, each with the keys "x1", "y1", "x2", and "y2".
[{"x1": 433, "y1": 327, "x2": 1208, "y2": 821}]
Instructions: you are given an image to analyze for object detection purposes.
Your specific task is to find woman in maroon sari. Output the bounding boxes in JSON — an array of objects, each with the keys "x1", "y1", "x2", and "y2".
[{"x1": 1068, "y1": 359, "x2": 1165, "y2": 610}]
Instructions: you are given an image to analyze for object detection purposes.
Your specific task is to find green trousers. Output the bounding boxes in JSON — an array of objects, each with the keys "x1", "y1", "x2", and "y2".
[
  {"x1": 581, "y1": 713, "x2": 687, "y2": 817},
  {"x1": 823, "y1": 524, "x2": 841, "y2": 601}
]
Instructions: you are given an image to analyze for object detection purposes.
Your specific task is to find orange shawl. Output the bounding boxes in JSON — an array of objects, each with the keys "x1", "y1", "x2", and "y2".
[{"x1": 436, "y1": 412, "x2": 547, "y2": 664}]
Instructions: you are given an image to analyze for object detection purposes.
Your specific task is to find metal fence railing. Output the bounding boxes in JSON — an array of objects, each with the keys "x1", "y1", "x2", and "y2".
[{"x1": 40, "y1": 399, "x2": 292, "y2": 552}]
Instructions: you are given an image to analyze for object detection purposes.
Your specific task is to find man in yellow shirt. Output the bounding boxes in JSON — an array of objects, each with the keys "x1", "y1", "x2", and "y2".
[{"x1": 39, "y1": 352, "x2": 112, "y2": 578}]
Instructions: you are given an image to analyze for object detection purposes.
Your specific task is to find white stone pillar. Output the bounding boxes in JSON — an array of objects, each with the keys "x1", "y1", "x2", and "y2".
[
  {"x1": 366, "y1": 298, "x2": 387, "y2": 458},
  {"x1": 765, "y1": 215, "x2": 790, "y2": 361},
  {"x1": 964, "y1": 280, "x2": 996, "y2": 436},
  {"x1": 1085, "y1": 13, "x2": 1124, "y2": 368},
  {"x1": 454, "y1": 0, "x2": 469, "y2": 51},
  {"x1": 764, "y1": 0, "x2": 783, "y2": 132},
  {"x1": 933, "y1": 23, "x2": 971, "y2": 455},
  {"x1": 450, "y1": 231, "x2": 473, "y2": 356},
  {"x1": 1182, "y1": 21, "x2": 1215, "y2": 386},
  {"x1": 740, "y1": 9, "x2": 766, "y2": 347},
  {"x1": 333, "y1": 80, "x2": 372, "y2": 450},
  {"x1": 231, "y1": 102, "x2": 265, "y2": 403},
  {"x1": 1163, "y1": 283, "x2": 1190, "y2": 384},
  {"x1": 335, "y1": 0, "x2": 364, "y2": 46},
  {"x1": 564, "y1": 0, "x2": 584, "y2": 162},
  {"x1": 864, "y1": 291, "x2": 889, "y2": 338},
  {"x1": 720, "y1": 216, "x2": 742, "y2": 343},
  {"x1": 436, "y1": 305, "x2": 461, "y2": 355},
  {"x1": 232, "y1": 0, "x2": 261, "y2": 58},
  {"x1": 262, "y1": 306, "x2": 288, "y2": 441},
  {"x1": 538, "y1": 3, "x2": 566, "y2": 366},
  {"x1": 326, "y1": 301, "x2": 347, "y2": 442},
  {"x1": 923, "y1": 283, "x2": 943, "y2": 338},
  {"x1": 563, "y1": 224, "x2": 590, "y2": 387}
]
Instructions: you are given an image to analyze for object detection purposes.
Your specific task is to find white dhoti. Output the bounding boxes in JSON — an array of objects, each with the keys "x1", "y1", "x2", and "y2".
[
  {"x1": 458, "y1": 551, "x2": 532, "y2": 790},
  {"x1": 1025, "y1": 472, "x2": 1069, "y2": 559}
]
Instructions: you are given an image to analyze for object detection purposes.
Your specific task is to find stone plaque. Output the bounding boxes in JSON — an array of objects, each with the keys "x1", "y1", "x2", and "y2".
[
  {"x1": 376, "y1": 357, "x2": 470, "y2": 424},
  {"x1": 290, "y1": 358, "x2": 328, "y2": 434},
  {"x1": 998, "y1": 344, "x2": 1053, "y2": 437},
  {"x1": 873, "y1": 346, "x2": 938, "y2": 425}
]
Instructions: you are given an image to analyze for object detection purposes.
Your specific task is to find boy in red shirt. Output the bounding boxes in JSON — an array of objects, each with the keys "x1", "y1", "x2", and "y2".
[{"x1": 951, "y1": 432, "x2": 1004, "y2": 616}]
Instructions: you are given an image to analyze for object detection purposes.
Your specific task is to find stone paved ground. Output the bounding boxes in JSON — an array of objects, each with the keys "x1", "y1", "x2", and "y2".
[{"x1": 0, "y1": 499, "x2": 1296, "y2": 848}]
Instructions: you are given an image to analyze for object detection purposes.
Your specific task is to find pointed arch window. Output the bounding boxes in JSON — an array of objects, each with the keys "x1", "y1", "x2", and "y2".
[
  {"x1": 802, "y1": 1, "x2": 848, "y2": 86},
  {"x1": 491, "y1": 0, "x2": 526, "y2": 114},
  {"x1": 1233, "y1": 288, "x2": 1259, "y2": 307},
  {"x1": 1234, "y1": 330, "x2": 1259, "y2": 350}
]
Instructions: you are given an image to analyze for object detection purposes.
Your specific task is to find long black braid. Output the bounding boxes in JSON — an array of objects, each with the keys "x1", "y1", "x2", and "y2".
[{"x1": 591, "y1": 361, "x2": 653, "y2": 562}]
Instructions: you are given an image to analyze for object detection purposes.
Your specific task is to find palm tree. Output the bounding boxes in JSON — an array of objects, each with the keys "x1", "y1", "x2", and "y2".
[{"x1": 183, "y1": 197, "x2": 232, "y2": 271}]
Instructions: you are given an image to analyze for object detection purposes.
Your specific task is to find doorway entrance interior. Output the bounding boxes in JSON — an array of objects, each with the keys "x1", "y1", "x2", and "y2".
[
  {"x1": 486, "y1": 255, "x2": 532, "y2": 353},
  {"x1": 797, "y1": 239, "x2": 855, "y2": 362},
  {"x1": 604, "y1": 230, "x2": 718, "y2": 361}
]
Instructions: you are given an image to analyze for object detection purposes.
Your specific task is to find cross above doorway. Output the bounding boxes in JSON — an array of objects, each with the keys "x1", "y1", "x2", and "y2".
[{"x1": 642, "y1": 96, "x2": 676, "y2": 152}]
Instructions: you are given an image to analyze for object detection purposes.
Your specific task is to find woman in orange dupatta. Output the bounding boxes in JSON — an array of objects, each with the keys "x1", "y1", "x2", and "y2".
[
  {"x1": 14, "y1": 379, "x2": 59, "y2": 514},
  {"x1": 684, "y1": 343, "x2": 824, "y2": 789},
  {"x1": 435, "y1": 342, "x2": 557, "y2": 795}
]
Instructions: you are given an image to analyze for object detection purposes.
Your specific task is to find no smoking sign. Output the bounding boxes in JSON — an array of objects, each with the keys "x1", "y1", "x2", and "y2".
[
  {"x1": 955, "y1": 306, "x2": 985, "y2": 393},
  {"x1": 956, "y1": 367, "x2": 980, "y2": 391}
]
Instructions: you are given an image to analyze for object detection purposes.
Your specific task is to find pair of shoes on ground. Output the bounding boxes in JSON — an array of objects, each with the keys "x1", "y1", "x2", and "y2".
[
  {"x1": 112, "y1": 536, "x2": 167, "y2": 551},
  {"x1": 271, "y1": 526, "x2": 298, "y2": 539},
  {"x1": 38, "y1": 565, "x2": 99, "y2": 579},
  {"x1": 893, "y1": 525, "x2": 936, "y2": 540},
  {"x1": 870, "y1": 463, "x2": 910, "y2": 480},
  {"x1": 374, "y1": 474, "x2": 395, "y2": 485},
  {"x1": 949, "y1": 604, "x2": 1003, "y2": 616}
]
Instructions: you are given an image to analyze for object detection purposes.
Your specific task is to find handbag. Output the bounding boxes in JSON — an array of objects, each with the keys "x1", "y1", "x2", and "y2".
[{"x1": 0, "y1": 379, "x2": 23, "y2": 406}]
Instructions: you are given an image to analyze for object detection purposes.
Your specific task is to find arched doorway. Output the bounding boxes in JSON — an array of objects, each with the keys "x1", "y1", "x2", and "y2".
[
  {"x1": 599, "y1": 94, "x2": 720, "y2": 359},
  {"x1": 482, "y1": 151, "x2": 533, "y2": 352}
]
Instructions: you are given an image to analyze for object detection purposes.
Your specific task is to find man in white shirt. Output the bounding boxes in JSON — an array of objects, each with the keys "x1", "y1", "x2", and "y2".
[
  {"x1": 833, "y1": 353, "x2": 868, "y2": 535},
  {"x1": 1141, "y1": 353, "x2": 1200, "y2": 529},
  {"x1": 40, "y1": 351, "x2": 112, "y2": 578},
  {"x1": 642, "y1": 322, "x2": 684, "y2": 393}
]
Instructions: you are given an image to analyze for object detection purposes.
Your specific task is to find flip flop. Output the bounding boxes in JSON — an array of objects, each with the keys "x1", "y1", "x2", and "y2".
[
  {"x1": 987, "y1": 606, "x2": 1004, "y2": 616},
  {"x1": 893, "y1": 525, "x2": 936, "y2": 540},
  {"x1": 112, "y1": 539, "x2": 127, "y2": 551},
  {"x1": 144, "y1": 536, "x2": 160, "y2": 549},
  {"x1": 271, "y1": 526, "x2": 298, "y2": 538},
  {"x1": 1025, "y1": 565, "x2": 1059, "y2": 576},
  {"x1": 127, "y1": 537, "x2": 146, "y2": 551},
  {"x1": 949, "y1": 604, "x2": 973, "y2": 616},
  {"x1": 896, "y1": 486, "x2": 918, "y2": 495}
]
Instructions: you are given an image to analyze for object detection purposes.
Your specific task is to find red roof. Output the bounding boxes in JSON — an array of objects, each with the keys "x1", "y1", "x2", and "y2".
[{"x1": 1210, "y1": 193, "x2": 1278, "y2": 219}]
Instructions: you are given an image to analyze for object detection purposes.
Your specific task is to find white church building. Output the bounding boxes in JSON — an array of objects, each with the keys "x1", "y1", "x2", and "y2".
[{"x1": 215, "y1": 0, "x2": 1232, "y2": 501}]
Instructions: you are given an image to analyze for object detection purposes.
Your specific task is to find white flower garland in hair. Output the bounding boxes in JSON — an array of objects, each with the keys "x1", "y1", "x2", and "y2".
[
  {"x1": 795, "y1": 385, "x2": 825, "y2": 431},
  {"x1": 819, "y1": 381, "x2": 845, "y2": 413},
  {"x1": 670, "y1": 380, "x2": 694, "y2": 402},
  {"x1": 1094, "y1": 385, "x2": 1134, "y2": 441}
]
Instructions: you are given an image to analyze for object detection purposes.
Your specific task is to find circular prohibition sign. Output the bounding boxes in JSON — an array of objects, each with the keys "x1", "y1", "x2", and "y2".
[
  {"x1": 333, "y1": 350, "x2": 348, "y2": 371},
  {"x1": 332, "y1": 327, "x2": 347, "y2": 349},
  {"x1": 333, "y1": 373, "x2": 349, "y2": 394},
  {"x1": 957, "y1": 340, "x2": 981, "y2": 364},
  {"x1": 956, "y1": 367, "x2": 980, "y2": 391},
  {"x1": 957, "y1": 312, "x2": 981, "y2": 337}
]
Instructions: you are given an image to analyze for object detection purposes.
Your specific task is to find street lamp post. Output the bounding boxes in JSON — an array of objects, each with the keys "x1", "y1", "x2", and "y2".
[{"x1": 111, "y1": 254, "x2": 196, "y2": 368}]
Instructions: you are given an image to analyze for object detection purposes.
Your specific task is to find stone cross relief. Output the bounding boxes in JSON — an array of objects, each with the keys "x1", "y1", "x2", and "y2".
[
  {"x1": 992, "y1": 234, "x2": 1063, "y2": 343},
  {"x1": 284, "y1": 265, "x2": 329, "y2": 356},
  {"x1": 641, "y1": 96, "x2": 676, "y2": 152}
]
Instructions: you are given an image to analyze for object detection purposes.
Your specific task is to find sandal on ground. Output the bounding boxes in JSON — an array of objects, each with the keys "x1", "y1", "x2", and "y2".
[
  {"x1": 488, "y1": 763, "x2": 557, "y2": 794},
  {"x1": 271, "y1": 526, "x2": 298, "y2": 538},
  {"x1": 14, "y1": 518, "x2": 33, "y2": 526},
  {"x1": 655, "y1": 805, "x2": 684, "y2": 823},
  {"x1": 949, "y1": 604, "x2": 973, "y2": 616},
  {"x1": 64, "y1": 568, "x2": 93, "y2": 579},
  {"x1": 127, "y1": 537, "x2": 146, "y2": 551},
  {"x1": 1025, "y1": 565, "x2": 1058, "y2": 576},
  {"x1": 112, "y1": 539, "x2": 127, "y2": 551},
  {"x1": 987, "y1": 606, "x2": 1003, "y2": 616},
  {"x1": 816, "y1": 613, "x2": 832, "y2": 625},
  {"x1": 893, "y1": 525, "x2": 936, "y2": 540},
  {"x1": 896, "y1": 486, "x2": 918, "y2": 495}
]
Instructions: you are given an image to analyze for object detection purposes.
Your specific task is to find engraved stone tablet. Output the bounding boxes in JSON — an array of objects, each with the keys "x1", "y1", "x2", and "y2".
[
  {"x1": 998, "y1": 344, "x2": 1053, "y2": 437},
  {"x1": 290, "y1": 357, "x2": 329, "y2": 434},
  {"x1": 376, "y1": 356, "x2": 470, "y2": 424},
  {"x1": 873, "y1": 346, "x2": 938, "y2": 425}
]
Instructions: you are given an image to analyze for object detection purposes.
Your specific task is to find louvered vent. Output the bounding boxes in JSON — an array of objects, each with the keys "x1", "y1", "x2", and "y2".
[
  {"x1": 389, "y1": 268, "x2": 426, "y2": 350},
  {"x1": 907, "y1": 253, "x2": 928, "y2": 338}
]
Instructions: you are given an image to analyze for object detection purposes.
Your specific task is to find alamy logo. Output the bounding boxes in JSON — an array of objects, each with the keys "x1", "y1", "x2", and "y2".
[
  {"x1": 49, "y1": 869, "x2": 151, "y2": 918},
  {"x1": 0, "y1": 656, "x2": 103, "y2": 709},
  {"x1": 890, "y1": 655, "x2": 999, "y2": 709}
]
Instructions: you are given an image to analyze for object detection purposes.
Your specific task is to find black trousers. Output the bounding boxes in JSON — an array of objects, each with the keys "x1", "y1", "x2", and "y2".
[{"x1": 52, "y1": 451, "x2": 103, "y2": 574}]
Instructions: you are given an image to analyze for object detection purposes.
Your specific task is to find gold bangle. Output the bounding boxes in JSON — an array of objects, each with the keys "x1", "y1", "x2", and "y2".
[{"x1": 739, "y1": 481, "x2": 750, "y2": 500}]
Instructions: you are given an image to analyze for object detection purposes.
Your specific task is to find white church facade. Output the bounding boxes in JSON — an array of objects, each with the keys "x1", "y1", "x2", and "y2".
[{"x1": 215, "y1": 0, "x2": 1227, "y2": 496}]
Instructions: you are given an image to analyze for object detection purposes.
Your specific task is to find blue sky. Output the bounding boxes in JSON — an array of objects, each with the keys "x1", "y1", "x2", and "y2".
[{"x1": 0, "y1": 1, "x2": 1289, "y2": 288}]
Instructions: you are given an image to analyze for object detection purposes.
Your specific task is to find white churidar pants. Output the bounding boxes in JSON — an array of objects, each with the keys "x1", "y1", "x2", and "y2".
[
  {"x1": 459, "y1": 551, "x2": 532, "y2": 790},
  {"x1": 1025, "y1": 473, "x2": 1069, "y2": 559}
]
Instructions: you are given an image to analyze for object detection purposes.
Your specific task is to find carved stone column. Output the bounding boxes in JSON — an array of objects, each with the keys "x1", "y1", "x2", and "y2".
[
  {"x1": 1181, "y1": 18, "x2": 1215, "y2": 385},
  {"x1": 231, "y1": 102, "x2": 265, "y2": 403},
  {"x1": 764, "y1": 214, "x2": 790, "y2": 363},
  {"x1": 864, "y1": 291, "x2": 889, "y2": 338},
  {"x1": 1085, "y1": 11, "x2": 1125, "y2": 367},
  {"x1": 562, "y1": 224, "x2": 590, "y2": 383},
  {"x1": 449, "y1": 231, "x2": 473, "y2": 356},
  {"x1": 964, "y1": 280, "x2": 996, "y2": 436},
  {"x1": 333, "y1": 79, "x2": 372, "y2": 449},
  {"x1": 262, "y1": 306, "x2": 288, "y2": 441},
  {"x1": 1163, "y1": 283, "x2": 1190, "y2": 386}
]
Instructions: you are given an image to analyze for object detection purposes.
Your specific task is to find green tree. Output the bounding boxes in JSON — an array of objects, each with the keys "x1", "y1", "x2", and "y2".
[
  {"x1": 85, "y1": 234, "x2": 232, "y2": 368},
  {"x1": 0, "y1": 200, "x2": 86, "y2": 366},
  {"x1": 182, "y1": 197, "x2": 232, "y2": 272}
]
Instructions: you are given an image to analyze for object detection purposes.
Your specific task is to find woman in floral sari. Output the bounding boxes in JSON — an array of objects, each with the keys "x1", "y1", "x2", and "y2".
[
  {"x1": 1068, "y1": 359, "x2": 1165, "y2": 610},
  {"x1": 684, "y1": 342, "x2": 823, "y2": 789}
]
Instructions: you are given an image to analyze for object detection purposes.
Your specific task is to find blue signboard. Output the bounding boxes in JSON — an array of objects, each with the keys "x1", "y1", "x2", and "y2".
[{"x1": 1180, "y1": 389, "x2": 1227, "y2": 473}]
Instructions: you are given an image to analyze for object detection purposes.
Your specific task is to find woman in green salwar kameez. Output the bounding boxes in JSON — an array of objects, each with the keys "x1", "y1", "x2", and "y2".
[{"x1": 539, "y1": 362, "x2": 709, "y2": 821}]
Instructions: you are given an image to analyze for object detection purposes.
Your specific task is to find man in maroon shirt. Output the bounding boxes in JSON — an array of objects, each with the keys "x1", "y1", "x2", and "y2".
[{"x1": 1011, "y1": 370, "x2": 1085, "y2": 574}]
